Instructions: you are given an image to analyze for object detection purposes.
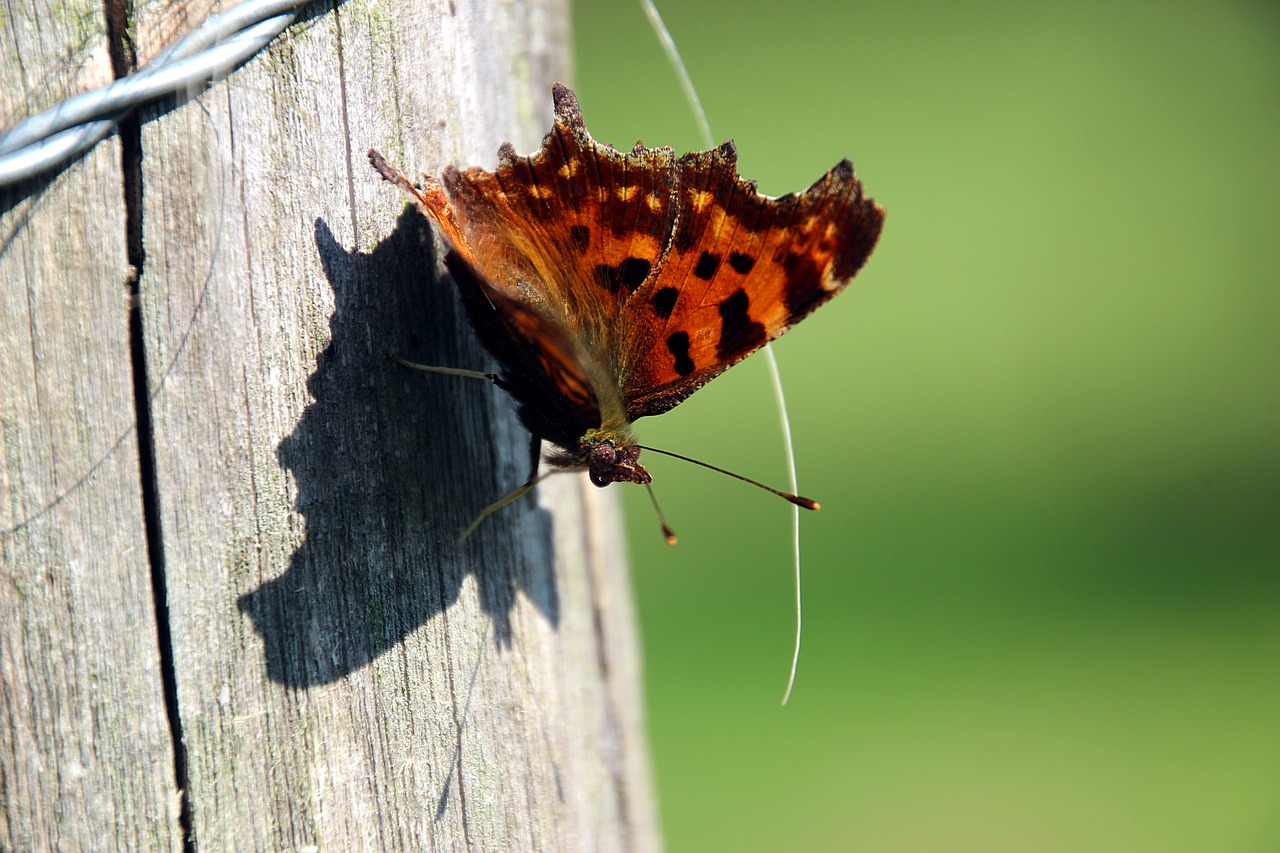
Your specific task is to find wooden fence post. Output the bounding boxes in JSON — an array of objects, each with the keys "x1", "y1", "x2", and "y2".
[{"x1": 1, "y1": 1, "x2": 660, "y2": 849}]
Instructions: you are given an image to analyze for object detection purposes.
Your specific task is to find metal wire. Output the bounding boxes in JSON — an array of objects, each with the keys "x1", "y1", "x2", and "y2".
[{"x1": 0, "y1": 0, "x2": 308, "y2": 187}]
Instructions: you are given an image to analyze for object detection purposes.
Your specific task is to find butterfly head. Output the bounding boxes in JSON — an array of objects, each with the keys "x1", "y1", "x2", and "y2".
[
  {"x1": 583, "y1": 437, "x2": 651, "y2": 488},
  {"x1": 548, "y1": 433, "x2": 653, "y2": 488}
]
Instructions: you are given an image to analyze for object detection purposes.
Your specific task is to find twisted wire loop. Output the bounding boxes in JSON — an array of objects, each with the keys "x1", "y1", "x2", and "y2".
[{"x1": 0, "y1": 0, "x2": 308, "y2": 188}]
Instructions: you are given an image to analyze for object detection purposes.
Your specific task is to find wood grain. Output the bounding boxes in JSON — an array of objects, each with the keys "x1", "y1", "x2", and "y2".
[
  {"x1": 0, "y1": 0, "x2": 114, "y2": 126},
  {"x1": 132, "y1": 0, "x2": 660, "y2": 849},
  {"x1": 4, "y1": 0, "x2": 659, "y2": 849},
  {"x1": 1, "y1": 1, "x2": 180, "y2": 849}
]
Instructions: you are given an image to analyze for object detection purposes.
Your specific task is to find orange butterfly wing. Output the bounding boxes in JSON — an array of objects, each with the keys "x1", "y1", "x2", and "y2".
[
  {"x1": 432, "y1": 88, "x2": 679, "y2": 415},
  {"x1": 370, "y1": 84, "x2": 883, "y2": 445},
  {"x1": 618, "y1": 144, "x2": 884, "y2": 419}
]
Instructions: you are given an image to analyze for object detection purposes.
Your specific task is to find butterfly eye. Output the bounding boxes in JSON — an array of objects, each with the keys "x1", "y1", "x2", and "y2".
[
  {"x1": 589, "y1": 443, "x2": 618, "y2": 467},
  {"x1": 586, "y1": 442, "x2": 620, "y2": 487}
]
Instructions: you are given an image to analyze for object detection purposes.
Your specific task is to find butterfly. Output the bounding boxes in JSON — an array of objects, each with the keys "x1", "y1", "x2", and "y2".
[{"x1": 369, "y1": 84, "x2": 884, "y2": 540}]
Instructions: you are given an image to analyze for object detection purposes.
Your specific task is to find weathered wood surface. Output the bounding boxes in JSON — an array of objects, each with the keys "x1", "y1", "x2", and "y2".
[
  {"x1": 0, "y1": 0, "x2": 181, "y2": 850},
  {"x1": 1, "y1": 0, "x2": 660, "y2": 850}
]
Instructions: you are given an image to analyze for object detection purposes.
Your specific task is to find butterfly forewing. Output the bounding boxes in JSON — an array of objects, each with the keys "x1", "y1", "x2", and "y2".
[
  {"x1": 440, "y1": 87, "x2": 678, "y2": 358},
  {"x1": 617, "y1": 149, "x2": 885, "y2": 420}
]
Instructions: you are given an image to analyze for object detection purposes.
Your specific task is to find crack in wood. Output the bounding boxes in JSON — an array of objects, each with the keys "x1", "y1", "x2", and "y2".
[{"x1": 105, "y1": 0, "x2": 196, "y2": 849}]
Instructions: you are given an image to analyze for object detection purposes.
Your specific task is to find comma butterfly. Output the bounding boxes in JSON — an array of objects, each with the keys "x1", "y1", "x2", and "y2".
[{"x1": 369, "y1": 84, "x2": 884, "y2": 539}]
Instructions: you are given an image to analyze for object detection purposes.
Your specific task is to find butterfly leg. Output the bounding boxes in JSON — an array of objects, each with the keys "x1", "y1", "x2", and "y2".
[
  {"x1": 457, "y1": 483, "x2": 536, "y2": 543},
  {"x1": 525, "y1": 434, "x2": 543, "y2": 486},
  {"x1": 454, "y1": 436, "x2": 546, "y2": 545},
  {"x1": 390, "y1": 354, "x2": 500, "y2": 384},
  {"x1": 458, "y1": 475, "x2": 551, "y2": 545}
]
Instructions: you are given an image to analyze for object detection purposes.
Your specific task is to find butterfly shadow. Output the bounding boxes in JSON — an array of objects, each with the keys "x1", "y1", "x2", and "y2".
[{"x1": 236, "y1": 207, "x2": 559, "y2": 688}]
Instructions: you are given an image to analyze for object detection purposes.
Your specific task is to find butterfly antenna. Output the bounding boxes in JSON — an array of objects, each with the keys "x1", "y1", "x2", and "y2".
[
  {"x1": 644, "y1": 484, "x2": 679, "y2": 546},
  {"x1": 638, "y1": 445, "x2": 819, "y2": 510}
]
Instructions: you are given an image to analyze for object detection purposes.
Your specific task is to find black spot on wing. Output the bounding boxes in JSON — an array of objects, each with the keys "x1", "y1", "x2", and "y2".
[
  {"x1": 666, "y1": 331, "x2": 695, "y2": 376},
  {"x1": 569, "y1": 224, "x2": 591, "y2": 252},
  {"x1": 782, "y1": 255, "x2": 828, "y2": 322},
  {"x1": 728, "y1": 251, "x2": 755, "y2": 274},
  {"x1": 618, "y1": 256, "x2": 652, "y2": 290},
  {"x1": 693, "y1": 251, "x2": 721, "y2": 280},
  {"x1": 717, "y1": 288, "x2": 767, "y2": 359},
  {"x1": 652, "y1": 287, "x2": 678, "y2": 319},
  {"x1": 592, "y1": 257, "x2": 653, "y2": 294}
]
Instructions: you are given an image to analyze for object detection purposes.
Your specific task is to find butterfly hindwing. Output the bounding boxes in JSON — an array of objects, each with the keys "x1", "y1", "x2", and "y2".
[{"x1": 444, "y1": 253, "x2": 602, "y2": 449}]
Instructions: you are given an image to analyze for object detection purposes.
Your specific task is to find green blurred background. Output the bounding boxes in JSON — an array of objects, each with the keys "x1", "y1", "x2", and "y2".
[{"x1": 572, "y1": 1, "x2": 1279, "y2": 850}]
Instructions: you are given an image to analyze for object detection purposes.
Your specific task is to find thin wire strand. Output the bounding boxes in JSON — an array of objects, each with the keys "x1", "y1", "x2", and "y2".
[
  {"x1": 764, "y1": 347, "x2": 804, "y2": 705},
  {"x1": 638, "y1": 0, "x2": 805, "y2": 705},
  {"x1": 0, "y1": 0, "x2": 305, "y2": 186},
  {"x1": 637, "y1": 0, "x2": 714, "y2": 152}
]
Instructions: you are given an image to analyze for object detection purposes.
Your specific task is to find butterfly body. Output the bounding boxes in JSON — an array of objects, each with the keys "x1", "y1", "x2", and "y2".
[{"x1": 370, "y1": 84, "x2": 884, "y2": 504}]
